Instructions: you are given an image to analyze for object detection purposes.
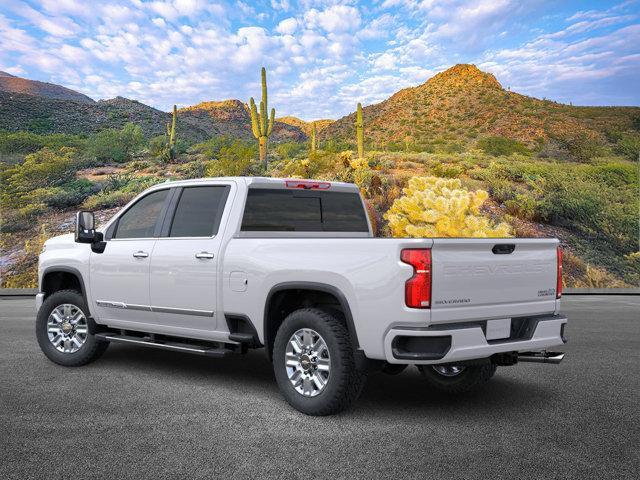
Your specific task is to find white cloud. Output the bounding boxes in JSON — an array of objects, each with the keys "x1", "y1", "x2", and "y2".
[
  {"x1": 544, "y1": 14, "x2": 636, "y2": 39},
  {"x1": 9, "y1": 2, "x2": 80, "y2": 37},
  {"x1": 233, "y1": 27, "x2": 275, "y2": 67},
  {"x1": 57, "y1": 44, "x2": 90, "y2": 63},
  {"x1": 305, "y1": 5, "x2": 361, "y2": 33},
  {"x1": 372, "y1": 52, "x2": 397, "y2": 70},
  {"x1": 39, "y1": 0, "x2": 92, "y2": 18},
  {"x1": 0, "y1": 0, "x2": 636, "y2": 118},
  {"x1": 1, "y1": 65, "x2": 26, "y2": 76},
  {"x1": 147, "y1": 1, "x2": 180, "y2": 21},
  {"x1": 358, "y1": 13, "x2": 396, "y2": 39},
  {"x1": 481, "y1": 22, "x2": 640, "y2": 103},
  {"x1": 276, "y1": 17, "x2": 298, "y2": 35},
  {"x1": 0, "y1": 13, "x2": 37, "y2": 53},
  {"x1": 174, "y1": 0, "x2": 207, "y2": 17},
  {"x1": 100, "y1": 4, "x2": 138, "y2": 25},
  {"x1": 271, "y1": 0, "x2": 291, "y2": 11}
]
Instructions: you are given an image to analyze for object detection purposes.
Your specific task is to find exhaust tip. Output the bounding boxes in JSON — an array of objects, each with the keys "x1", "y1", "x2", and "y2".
[{"x1": 517, "y1": 351, "x2": 565, "y2": 364}]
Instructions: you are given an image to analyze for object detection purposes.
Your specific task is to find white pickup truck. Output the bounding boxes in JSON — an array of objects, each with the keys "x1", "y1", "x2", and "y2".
[{"x1": 36, "y1": 177, "x2": 567, "y2": 415}]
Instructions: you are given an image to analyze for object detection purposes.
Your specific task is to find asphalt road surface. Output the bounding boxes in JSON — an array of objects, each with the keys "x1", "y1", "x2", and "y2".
[{"x1": 1, "y1": 295, "x2": 638, "y2": 479}]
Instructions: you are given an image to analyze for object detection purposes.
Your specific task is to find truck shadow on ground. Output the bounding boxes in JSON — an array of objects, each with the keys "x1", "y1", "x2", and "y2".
[{"x1": 98, "y1": 344, "x2": 555, "y2": 416}]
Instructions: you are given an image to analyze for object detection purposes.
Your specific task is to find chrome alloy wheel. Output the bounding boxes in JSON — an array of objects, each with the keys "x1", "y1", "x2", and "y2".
[
  {"x1": 285, "y1": 328, "x2": 331, "y2": 397},
  {"x1": 432, "y1": 365, "x2": 466, "y2": 377},
  {"x1": 47, "y1": 304, "x2": 88, "y2": 354}
]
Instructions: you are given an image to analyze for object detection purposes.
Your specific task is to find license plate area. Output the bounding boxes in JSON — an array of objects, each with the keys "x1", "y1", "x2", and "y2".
[{"x1": 485, "y1": 318, "x2": 511, "y2": 340}]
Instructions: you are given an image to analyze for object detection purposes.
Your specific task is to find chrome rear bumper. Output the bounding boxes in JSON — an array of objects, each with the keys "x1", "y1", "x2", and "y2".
[{"x1": 384, "y1": 315, "x2": 568, "y2": 365}]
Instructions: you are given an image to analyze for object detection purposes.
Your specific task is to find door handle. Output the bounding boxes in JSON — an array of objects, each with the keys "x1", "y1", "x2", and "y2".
[
  {"x1": 133, "y1": 251, "x2": 149, "y2": 258},
  {"x1": 195, "y1": 252, "x2": 214, "y2": 259}
]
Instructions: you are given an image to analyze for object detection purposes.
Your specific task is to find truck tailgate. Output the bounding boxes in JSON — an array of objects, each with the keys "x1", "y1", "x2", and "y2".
[{"x1": 430, "y1": 238, "x2": 559, "y2": 323}]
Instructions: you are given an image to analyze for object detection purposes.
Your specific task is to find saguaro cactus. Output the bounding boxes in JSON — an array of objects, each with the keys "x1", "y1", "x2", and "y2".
[
  {"x1": 355, "y1": 102, "x2": 364, "y2": 160},
  {"x1": 250, "y1": 67, "x2": 275, "y2": 167},
  {"x1": 166, "y1": 104, "x2": 177, "y2": 161},
  {"x1": 310, "y1": 122, "x2": 317, "y2": 152}
]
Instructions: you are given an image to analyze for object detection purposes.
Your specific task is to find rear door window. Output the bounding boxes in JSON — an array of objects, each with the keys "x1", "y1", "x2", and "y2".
[
  {"x1": 169, "y1": 186, "x2": 229, "y2": 237},
  {"x1": 241, "y1": 189, "x2": 369, "y2": 232}
]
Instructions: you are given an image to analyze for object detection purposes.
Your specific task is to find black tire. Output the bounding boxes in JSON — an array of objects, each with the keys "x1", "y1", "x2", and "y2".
[
  {"x1": 36, "y1": 289, "x2": 108, "y2": 367},
  {"x1": 381, "y1": 363, "x2": 408, "y2": 375},
  {"x1": 418, "y1": 362, "x2": 496, "y2": 394},
  {"x1": 272, "y1": 308, "x2": 366, "y2": 416}
]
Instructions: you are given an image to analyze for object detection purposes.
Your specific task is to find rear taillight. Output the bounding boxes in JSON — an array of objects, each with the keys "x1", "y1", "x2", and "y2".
[
  {"x1": 401, "y1": 248, "x2": 431, "y2": 309},
  {"x1": 557, "y1": 247, "x2": 563, "y2": 298}
]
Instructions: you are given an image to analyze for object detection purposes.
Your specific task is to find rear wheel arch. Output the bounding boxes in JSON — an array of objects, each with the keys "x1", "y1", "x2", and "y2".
[{"x1": 263, "y1": 282, "x2": 359, "y2": 360}]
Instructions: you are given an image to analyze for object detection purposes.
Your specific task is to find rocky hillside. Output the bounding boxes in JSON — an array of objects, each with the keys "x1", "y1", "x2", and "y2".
[
  {"x1": 0, "y1": 71, "x2": 94, "y2": 104},
  {"x1": 179, "y1": 100, "x2": 306, "y2": 142},
  {"x1": 0, "y1": 91, "x2": 208, "y2": 141},
  {"x1": 277, "y1": 116, "x2": 334, "y2": 135},
  {"x1": 321, "y1": 64, "x2": 640, "y2": 148},
  {"x1": 0, "y1": 75, "x2": 305, "y2": 143}
]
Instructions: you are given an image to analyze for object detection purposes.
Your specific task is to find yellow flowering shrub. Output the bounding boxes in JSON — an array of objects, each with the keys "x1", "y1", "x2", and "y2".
[{"x1": 384, "y1": 176, "x2": 512, "y2": 237}]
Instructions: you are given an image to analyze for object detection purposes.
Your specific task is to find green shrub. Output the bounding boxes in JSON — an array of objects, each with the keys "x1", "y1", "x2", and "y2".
[
  {"x1": 505, "y1": 194, "x2": 539, "y2": 220},
  {"x1": 29, "y1": 179, "x2": 97, "y2": 209},
  {"x1": 193, "y1": 136, "x2": 254, "y2": 158},
  {"x1": 615, "y1": 133, "x2": 640, "y2": 160},
  {"x1": 275, "y1": 141, "x2": 306, "y2": 160},
  {"x1": 82, "y1": 174, "x2": 163, "y2": 210},
  {"x1": 148, "y1": 135, "x2": 166, "y2": 157},
  {"x1": 0, "y1": 131, "x2": 87, "y2": 154},
  {"x1": 440, "y1": 142, "x2": 465, "y2": 154},
  {"x1": 476, "y1": 157, "x2": 638, "y2": 255},
  {"x1": 125, "y1": 160, "x2": 152, "y2": 172},
  {"x1": 82, "y1": 190, "x2": 132, "y2": 209},
  {"x1": 322, "y1": 139, "x2": 352, "y2": 153},
  {"x1": 0, "y1": 147, "x2": 81, "y2": 211},
  {"x1": 55, "y1": 178, "x2": 100, "y2": 207},
  {"x1": 27, "y1": 117, "x2": 54, "y2": 134},
  {"x1": 477, "y1": 136, "x2": 529, "y2": 156},
  {"x1": 556, "y1": 132, "x2": 603, "y2": 162},
  {"x1": 88, "y1": 123, "x2": 144, "y2": 163},
  {"x1": 432, "y1": 163, "x2": 463, "y2": 178},
  {"x1": 198, "y1": 137, "x2": 257, "y2": 176},
  {"x1": 175, "y1": 161, "x2": 206, "y2": 179}
]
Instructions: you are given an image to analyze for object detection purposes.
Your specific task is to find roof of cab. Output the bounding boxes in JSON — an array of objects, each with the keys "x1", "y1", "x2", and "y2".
[{"x1": 146, "y1": 176, "x2": 360, "y2": 192}]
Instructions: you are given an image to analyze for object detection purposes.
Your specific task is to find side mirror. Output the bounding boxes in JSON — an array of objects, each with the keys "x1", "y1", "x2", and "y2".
[{"x1": 75, "y1": 211, "x2": 96, "y2": 243}]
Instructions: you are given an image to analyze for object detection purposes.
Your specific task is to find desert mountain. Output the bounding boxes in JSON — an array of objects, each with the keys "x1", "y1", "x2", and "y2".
[
  {"x1": 0, "y1": 71, "x2": 94, "y2": 104},
  {"x1": 277, "y1": 116, "x2": 334, "y2": 135},
  {"x1": 2, "y1": 65, "x2": 637, "y2": 148},
  {"x1": 321, "y1": 64, "x2": 639, "y2": 148},
  {"x1": 0, "y1": 91, "x2": 210, "y2": 141},
  {"x1": 179, "y1": 100, "x2": 306, "y2": 142},
  {"x1": 0, "y1": 75, "x2": 305, "y2": 143}
]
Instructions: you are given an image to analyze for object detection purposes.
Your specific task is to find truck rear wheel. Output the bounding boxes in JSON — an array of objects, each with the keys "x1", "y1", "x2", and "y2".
[
  {"x1": 418, "y1": 363, "x2": 496, "y2": 394},
  {"x1": 36, "y1": 290, "x2": 108, "y2": 367},
  {"x1": 272, "y1": 308, "x2": 366, "y2": 415}
]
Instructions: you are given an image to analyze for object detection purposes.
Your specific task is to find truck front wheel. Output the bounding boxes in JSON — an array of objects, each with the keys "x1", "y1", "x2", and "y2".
[
  {"x1": 272, "y1": 308, "x2": 366, "y2": 415},
  {"x1": 418, "y1": 363, "x2": 496, "y2": 394},
  {"x1": 36, "y1": 290, "x2": 108, "y2": 367}
]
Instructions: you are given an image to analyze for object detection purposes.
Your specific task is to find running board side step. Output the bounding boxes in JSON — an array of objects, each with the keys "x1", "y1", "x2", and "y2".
[
  {"x1": 517, "y1": 351, "x2": 565, "y2": 364},
  {"x1": 95, "y1": 333, "x2": 234, "y2": 358}
]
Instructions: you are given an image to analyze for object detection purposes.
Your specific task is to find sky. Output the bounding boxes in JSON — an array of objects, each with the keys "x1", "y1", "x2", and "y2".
[{"x1": 0, "y1": 0, "x2": 638, "y2": 120}]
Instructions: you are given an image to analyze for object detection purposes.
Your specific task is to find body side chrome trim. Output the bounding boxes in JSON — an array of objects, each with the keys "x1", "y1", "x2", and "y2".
[
  {"x1": 152, "y1": 306, "x2": 215, "y2": 317},
  {"x1": 96, "y1": 300, "x2": 214, "y2": 317}
]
